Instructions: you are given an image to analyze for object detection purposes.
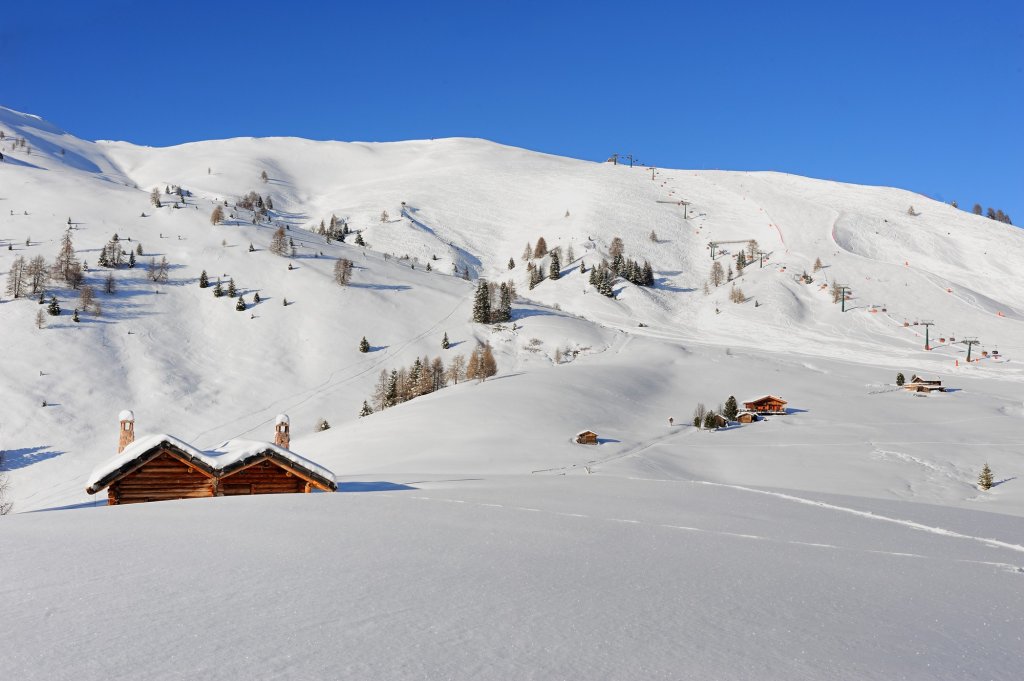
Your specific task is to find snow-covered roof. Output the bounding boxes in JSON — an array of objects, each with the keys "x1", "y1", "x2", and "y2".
[
  {"x1": 275, "y1": 414, "x2": 290, "y2": 425},
  {"x1": 86, "y1": 434, "x2": 336, "y2": 494},
  {"x1": 119, "y1": 410, "x2": 135, "y2": 422},
  {"x1": 208, "y1": 439, "x2": 335, "y2": 488},
  {"x1": 743, "y1": 395, "x2": 788, "y2": 404},
  {"x1": 576, "y1": 430, "x2": 597, "y2": 437},
  {"x1": 87, "y1": 434, "x2": 217, "y2": 493}
]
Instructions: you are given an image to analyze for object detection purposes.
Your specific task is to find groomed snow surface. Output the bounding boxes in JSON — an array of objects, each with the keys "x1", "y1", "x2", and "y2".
[{"x1": 1, "y1": 105, "x2": 1023, "y2": 679}]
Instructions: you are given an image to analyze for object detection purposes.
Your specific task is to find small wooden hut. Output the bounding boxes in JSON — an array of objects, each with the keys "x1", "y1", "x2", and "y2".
[
  {"x1": 736, "y1": 412, "x2": 758, "y2": 424},
  {"x1": 905, "y1": 375, "x2": 944, "y2": 392},
  {"x1": 576, "y1": 430, "x2": 599, "y2": 445},
  {"x1": 742, "y1": 396, "x2": 788, "y2": 414}
]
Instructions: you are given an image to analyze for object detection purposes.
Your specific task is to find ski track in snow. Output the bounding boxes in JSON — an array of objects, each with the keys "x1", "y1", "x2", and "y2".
[
  {"x1": 627, "y1": 476, "x2": 1024, "y2": 558},
  {"x1": 403, "y1": 490, "x2": 1024, "y2": 572}
]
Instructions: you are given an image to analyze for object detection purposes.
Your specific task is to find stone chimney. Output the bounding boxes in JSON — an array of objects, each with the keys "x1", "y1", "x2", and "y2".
[
  {"x1": 274, "y1": 414, "x2": 290, "y2": 450},
  {"x1": 118, "y1": 410, "x2": 135, "y2": 453}
]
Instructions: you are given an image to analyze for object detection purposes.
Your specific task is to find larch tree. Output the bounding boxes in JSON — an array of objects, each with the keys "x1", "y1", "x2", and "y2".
[
  {"x1": 522, "y1": 242, "x2": 533, "y2": 261},
  {"x1": 52, "y1": 231, "x2": 79, "y2": 282},
  {"x1": 269, "y1": 227, "x2": 289, "y2": 256},
  {"x1": 533, "y1": 237, "x2": 548, "y2": 259},
  {"x1": 447, "y1": 354, "x2": 466, "y2": 384},
  {"x1": 150, "y1": 187, "x2": 162, "y2": 207},
  {"x1": 5, "y1": 256, "x2": 27, "y2": 298},
  {"x1": 478, "y1": 342, "x2": 497, "y2": 380},
  {"x1": 210, "y1": 205, "x2": 224, "y2": 225},
  {"x1": 710, "y1": 261, "x2": 724, "y2": 287},
  {"x1": 334, "y1": 258, "x2": 353, "y2": 286}
]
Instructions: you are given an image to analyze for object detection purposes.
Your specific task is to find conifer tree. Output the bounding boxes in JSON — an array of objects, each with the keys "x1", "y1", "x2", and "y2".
[
  {"x1": 199, "y1": 270, "x2": 209, "y2": 288},
  {"x1": 441, "y1": 332, "x2": 450, "y2": 349},
  {"x1": 523, "y1": 242, "x2": 532, "y2": 260},
  {"x1": 150, "y1": 187, "x2": 161, "y2": 207},
  {"x1": 497, "y1": 282, "x2": 513, "y2": 322},
  {"x1": 354, "y1": 233, "x2": 365, "y2": 247},
  {"x1": 213, "y1": 280, "x2": 223, "y2": 297},
  {"x1": 508, "y1": 257, "x2": 515, "y2": 270},
  {"x1": 359, "y1": 400, "x2": 373, "y2": 417},
  {"x1": 253, "y1": 292, "x2": 260, "y2": 304},
  {"x1": 385, "y1": 370, "x2": 399, "y2": 407},
  {"x1": 472, "y1": 280, "x2": 491, "y2": 323},
  {"x1": 227, "y1": 278, "x2": 237, "y2": 297},
  {"x1": 549, "y1": 249, "x2": 561, "y2": 280},
  {"x1": 359, "y1": 336, "x2": 370, "y2": 353},
  {"x1": 128, "y1": 252, "x2": 136, "y2": 268},
  {"x1": 896, "y1": 372, "x2": 905, "y2": 386},
  {"x1": 47, "y1": 296, "x2": 61, "y2": 316},
  {"x1": 978, "y1": 463, "x2": 994, "y2": 491},
  {"x1": 72, "y1": 308, "x2": 80, "y2": 323},
  {"x1": 724, "y1": 396, "x2": 738, "y2": 421},
  {"x1": 703, "y1": 411, "x2": 718, "y2": 430},
  {"x1": 235, "y1": 295, "x2": 246, "y2": 311}
]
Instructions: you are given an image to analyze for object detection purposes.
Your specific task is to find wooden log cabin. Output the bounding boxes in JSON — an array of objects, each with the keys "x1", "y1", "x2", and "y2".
[
  {"x1": 742, "y1": 396, "x2": 788, "y2": 415},
  {"x1": 86, "y1": 412, "x2": 337, "y2": 505},
  {"x1": 576, "y1": 430, "x2": 599, "y2": 445}
]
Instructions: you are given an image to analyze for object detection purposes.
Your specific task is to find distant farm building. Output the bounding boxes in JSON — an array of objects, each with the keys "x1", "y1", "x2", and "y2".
[
  {"x1": 742, "y1": 396, "x2": 788, "y2": 415},
  {"x1": 905, "y1": 375, "x2": 945, "y2": 393},
  {"x1": 86, "y1": 412, "x2": 337, "y2": 505},
  {"x1": 708, "y1": 414, "x2": 729, "y2": 429},
  {"x1": 576, "y1": 430, "x2": 599, "y2": 445},
  {"x1": 736, "y1": 412, "x2": 758, "y2": 424}
]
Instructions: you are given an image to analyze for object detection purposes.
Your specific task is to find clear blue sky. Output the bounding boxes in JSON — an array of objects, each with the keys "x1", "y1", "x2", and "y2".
[{"x1": 4, "y1": 0, "x2": 1022, "y2": 221}]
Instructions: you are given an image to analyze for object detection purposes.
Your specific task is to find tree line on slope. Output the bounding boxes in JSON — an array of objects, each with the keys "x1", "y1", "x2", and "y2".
[{"x1": 361, "y1": 343, "x2": 497, "y2": 416}]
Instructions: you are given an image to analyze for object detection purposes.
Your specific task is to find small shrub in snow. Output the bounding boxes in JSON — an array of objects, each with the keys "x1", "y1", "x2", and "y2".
[{"x1": 978, "y1": 464, "x2": 994, "y2": 491}]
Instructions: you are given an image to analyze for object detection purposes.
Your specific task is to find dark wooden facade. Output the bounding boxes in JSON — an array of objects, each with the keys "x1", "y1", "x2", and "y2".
[
  {"x1": 736, "y1": 412, "x2": 757, "y2": 424},
  {"x1": 743, "y1": 396, "x2": 788, "y2": 414},
  {"x1": 89, "y1": 439, "x2": 336, "y2": 506},
  {"x1": 219, "y1": 458, "x2": 313, "y2": 495},
  {"x1": 107, "y1": 448, "x2": 215, "y2": 505}
]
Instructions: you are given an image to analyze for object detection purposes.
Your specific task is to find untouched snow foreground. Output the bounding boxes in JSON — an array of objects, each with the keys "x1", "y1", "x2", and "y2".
[
  {"x1": 5, "y1": 479, "x2": 1024, "y2": 681},
  {"x1": 2, "y1": 105, "x2": 1024, "y2": 679}
]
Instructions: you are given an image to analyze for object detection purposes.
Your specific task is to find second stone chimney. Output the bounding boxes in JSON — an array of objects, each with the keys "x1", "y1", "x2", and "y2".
[
  {"x1": 274, "y1": 414, "x2": 290, "y2": 450},
  {"x1": 118, "y1": 410, "x2": 135, "y2": 453}
]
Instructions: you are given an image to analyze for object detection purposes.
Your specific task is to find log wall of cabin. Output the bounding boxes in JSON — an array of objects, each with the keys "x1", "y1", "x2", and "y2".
[
  {"x1": 109, "y1": 450, "x2": 215, "y2": 505},
  {"x1": 218, "y1": 459, "x2": 307, "y2": 496}
]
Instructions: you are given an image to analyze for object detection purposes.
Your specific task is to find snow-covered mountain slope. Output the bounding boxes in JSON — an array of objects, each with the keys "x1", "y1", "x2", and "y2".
[
  {"x1": 1, "y1": 104, "x2": 1022, "y2": 515},
  {"x1": 3, "y1": 104, "x2": 1024, "y2": 680}
]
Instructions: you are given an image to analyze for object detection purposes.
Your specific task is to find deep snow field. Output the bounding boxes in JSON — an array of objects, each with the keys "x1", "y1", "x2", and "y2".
[{"x1": 1, "y1": 105, "x2": 1022, "y2": 680}]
